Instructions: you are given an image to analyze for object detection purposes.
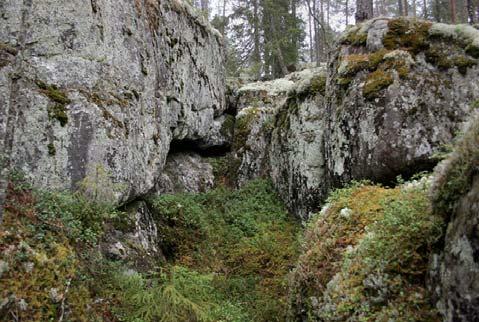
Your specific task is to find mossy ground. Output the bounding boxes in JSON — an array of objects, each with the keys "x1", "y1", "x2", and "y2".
[
  {"x1": 0, "y1": 176, "x2": 299, "y2": 322},
  {"x1": 288, "y1": 180, "x2": 444, "y2": 321}
]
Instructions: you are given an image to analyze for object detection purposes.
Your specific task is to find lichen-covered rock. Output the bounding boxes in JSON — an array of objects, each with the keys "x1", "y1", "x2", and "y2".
[
  {"x1": 231, "y1": 67, "x2": 327, "y2": 218},
  {"x1": 0, "y1": 0, "x2": 225, "y2": 205},
  {"x1": 326, "y1": 17, "x2": 479, "y2": 193},
  {"x1": 429, "y1": 114, "x2": 479, "y2": 322},
  {"x1": 156, "y1": 152, "x2": 214, "y2": 194},
  {"x1": 232, "y1": 18, "x2": 479, "y2": 219},
  {"x1": 102, "y1": 200, "x2": 163, "y2": 269}
]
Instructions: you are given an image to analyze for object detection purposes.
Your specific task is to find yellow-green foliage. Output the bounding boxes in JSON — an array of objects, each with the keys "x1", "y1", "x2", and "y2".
[
  {"x1": 431, "y1": 115, "x2": 479, "y2": 218},
  {"x1": 288, "y1": 181, "x2": 444, "y2": 321},
  {"x1": 363, "y1": 70, "x2": 394, "y2": 100}
]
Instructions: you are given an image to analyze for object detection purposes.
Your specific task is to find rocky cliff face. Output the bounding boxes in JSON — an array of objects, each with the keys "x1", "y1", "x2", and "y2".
[
  {"x1": 232, "y1": 18, "x2": 479, "y2": 219},
  {"x1": 429, "y1": 114, "x2": 479, "y2": 322},
  {"x1": 0, "y1": 0, "x2": 226, "y2": 205}
]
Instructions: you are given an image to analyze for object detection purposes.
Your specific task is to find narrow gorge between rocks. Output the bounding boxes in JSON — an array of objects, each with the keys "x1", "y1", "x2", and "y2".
[{"x1": 1, "y1": 1, "x2": 479, "y2": 321}]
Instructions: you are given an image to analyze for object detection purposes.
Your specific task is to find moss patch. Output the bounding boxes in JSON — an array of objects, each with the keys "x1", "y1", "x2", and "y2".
[
  {"x1": 233, "y1": 107, "x2": 259, "y2": 149},
  {"x1": 426, "y1": 45, "x2": 477, "y2": 75},
  {"x1": 47, "y1": 143, "x2": 56, "y2": 156},
  {"x1": 383, "y1": 19, "x2": 431, "y2": 54},
  {"x1": 36, "y1": 81, "x2": 71, "y2": 106},
  {"x1": 288, "y1": 181, "x2": 443, "y2": 321},
  {"x1": 47, "y1": 104, "x2": 68, "y2": 127},
  {"x1": 431, "y1": 115, "x2": 479, "y2": 218},
  {"x1": 363, "y1": 70, "x2": 394, "y2": 100},
  {"x1": 341, "y1": 29, "x2": 368, "y2": 46}
]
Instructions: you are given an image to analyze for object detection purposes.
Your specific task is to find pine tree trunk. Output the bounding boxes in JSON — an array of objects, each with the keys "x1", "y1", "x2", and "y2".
[
  {"x1": 450, "y1": 0, "x2": 457, "y2": 22},
  {"x1": 356, "y1": 0, "x2": 373, "y2": 21},
  {"x1": 423, "y1": 0, "x2": 428, "y2": 18},
  {"x1": 253, "y1": 0, "x2": 261, "y2": 78},
  {"x1": 403, "y1": 0, "x2": 409, "y2": 16},
  {"x1": 398, "y1": 0, "x2": 404, "y2": 16},
  {"x1": 308, "y1": 4, "x2": 314, "y2": 62}
]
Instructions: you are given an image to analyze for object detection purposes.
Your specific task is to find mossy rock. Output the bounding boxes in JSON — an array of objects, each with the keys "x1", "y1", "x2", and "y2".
[
  {"x1": 465, "y1": 44, "x2": 479, "y2": 58},
  {"x1": 47, "y1": 143, "x2": 56, "y2": 156},
  {"x1": 363, "y1": 70, "x2": 394, "y2": 100},
  {"x1": 342, "y1": 29, "x2": 368, "y2": 46},
  {"x1": 383, "y1": 18, "x2": 431, "y2": 54},
  {"x1": 36, "y1": 80, "x2": 72, "y2": 106},
  {"x1": 48, "y1": 104, "x2": 68, "y2": 127},
  {"x1": 309, "y1": 74, "x2": 327, "y2": 96}
]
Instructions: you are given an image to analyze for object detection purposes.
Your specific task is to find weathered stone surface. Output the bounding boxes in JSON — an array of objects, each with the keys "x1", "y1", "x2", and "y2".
[
  {"x1": 232, "y1": 18, "x2": 479, "y2": 219},
  {"x1": 429, "y1": 114, "x2": 479, "y2": 322},
  {"x1": 102, "y1": 200, "x2": 163, "y2": 269},
  {"x1": 0, "y1": 0, "x2": 225, "y2": 205},
  {"x1": 156, "y1": 151, "x2": 214, "y2": 194}
]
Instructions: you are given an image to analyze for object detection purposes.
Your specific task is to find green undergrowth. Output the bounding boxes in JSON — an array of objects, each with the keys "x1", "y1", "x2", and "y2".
[
  {"x1": 0, "y1": 177, "x2": 299, "y2": 321},
  {"x1": 288, "y1": 179, "x2": 444, "y2": 321},
  {"x1": 0, "y1": 173, "x2": 120, "y2": 321},
  {"x1": 146, "y1": 179, "x2": 300, "y2": 321}
]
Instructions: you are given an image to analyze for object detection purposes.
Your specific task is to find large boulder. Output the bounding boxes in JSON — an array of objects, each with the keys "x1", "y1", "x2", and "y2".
[
  {"x1": 0, "y1": 0, "x2": 225, "y2": 205},
  {"x1": 232, "y1": 18, "x2": 479, "y2": 219},
  {"x1": 324, "y1": 17, "x2": 479, "y2": 193}
]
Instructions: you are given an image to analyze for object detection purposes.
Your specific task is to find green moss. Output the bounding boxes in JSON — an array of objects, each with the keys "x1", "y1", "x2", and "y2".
[
  {"x1": 36, "y1": 80, "x2": 72, "y2": 106},
  {"x1": 289, "y1": 181, "x2": 443, "y2": 321},
  {"x1": 309, "y1": 74, "x2": 327, "y2": 96},
  {"x1": 426, "y1": 46, "x2": 477, "y2": 75},
  {"x1": 340, "y1": 54, "x2": 370, "y2": 76},
  {"x1": 452, "y1": 55, "x2": 477, "y2": 75},
  {"x1": 0, "y1": 180, "x2": 120, "y2": 321},
  {"x1": 48, "y1": 104, "x2": 68, "y2": 127},
  {"x1": 368, "y1": 49, "x2": 390, "y2": 70},
  {"x1": 465, "y1": 44, "x2": 479, "y2": 58},
  {"x1": 342, "y1": 29, "x2": 368, "y2": 46},
  {"x1": 220, "y1": 114, "x2": 235, "y2": 138},
  {"x1": 431, "y1": 115, "x2": 479, "y2": 218},
  {"x1": 47, "y1": 143, "x2": 56, "y2": 156},
  {"x1": 233, "y1": 108, "x2": 259, "y2": 149},
  {"x1": 383, "y1": 19, "x2": 431, "y2": 54},
  {"x1": 363, "y1": 70, "x2": 394, "y2": 100}
]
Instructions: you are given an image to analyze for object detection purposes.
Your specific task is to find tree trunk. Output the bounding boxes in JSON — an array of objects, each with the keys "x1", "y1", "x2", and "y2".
[
  {"x1": 412, "y1": 0, "x2": 417, "y2": 16},
  {"x1": 252, "y1": 0, "x2": 261, "y2": 78},
  {"x1": 403, "y1": 0, "x2": 409, "y2": 16},
  {"x1": 423, "y1": 0, "x2": 428, "y2": 18},
  {"x1": 356, "y1": 0, "x2": 373, "y2": 21},
  {"x1": 308, "y1": 2, "x2": 314, "y2": 62},
  {"x1": 398, "y1": 0, "x2": 404, "y2": 15},
  {"x1": 450, "y1": 0, "x2": 456, "y2": 22}
]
